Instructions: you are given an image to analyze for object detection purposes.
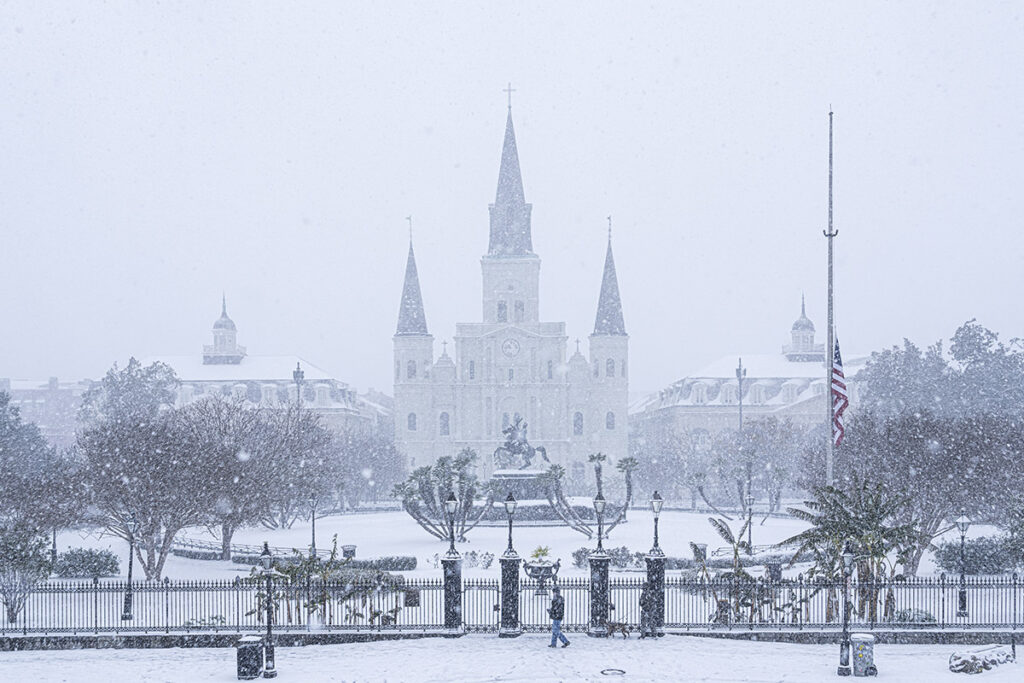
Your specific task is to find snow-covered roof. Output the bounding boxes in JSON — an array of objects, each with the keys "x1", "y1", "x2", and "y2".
[
  {"x1": 632, "y1": 351, "x2": 868, "y2": 413},
  {"x1": 142, "y1": 355, "x2": 341, "y2": 384}
]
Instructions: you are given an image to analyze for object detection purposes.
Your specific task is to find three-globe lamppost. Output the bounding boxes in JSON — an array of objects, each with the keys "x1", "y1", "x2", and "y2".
[
  {"x1": 955, "y1": 509, "x2": 971, "y2": 618},
  {"x1": 121, "y1": 513, "x2": 139, "y2": 621}
]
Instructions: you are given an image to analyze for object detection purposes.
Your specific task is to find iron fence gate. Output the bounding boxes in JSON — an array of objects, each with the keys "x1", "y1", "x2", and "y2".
[{"x1": 1, "y1": 575, "x2": 1019, "y2": 636}]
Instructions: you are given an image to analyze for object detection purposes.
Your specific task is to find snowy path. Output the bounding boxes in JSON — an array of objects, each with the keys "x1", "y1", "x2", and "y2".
[{"x1": 0, "y1": 634, "x2": 1018, "y2": 682}]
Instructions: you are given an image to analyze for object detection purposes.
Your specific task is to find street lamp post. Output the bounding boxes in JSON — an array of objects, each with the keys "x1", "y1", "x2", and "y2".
[
  {"x1": 121, "y1": 513, "x2": 139, "y2": 621},
  {"x1": 504, "y1": 492, "x2": 517, "y2": 555},
  {"x1": 745, "y1": 491, "x2": 755, "y2": 555},
  {"x1": 955, "y1": 509, "x2": 971, "y2": 618},
  {"x1": 309, "y1": 496, "x2": 317, "y2": 560},
  {"x1": 838, "y1": 541, "x2": 855, "y2": 676},
  {"x1": 593, "y1": 492, "x2": 606, "y2": 553},
  {"x1": 260, "y1": 542, "x2": 279, "y2": 679},
  {"x1": 499, "y1": 492, "x2": 521, "y2": 637},
  {"x1": 645, "y1": 491, "x2": 666, "y2": 637},
  {"x1": 442, "y1": 493, "x2": 462, "y2": 631},
  {"x1": 293, "y1": 362, "x2": 305, "y2": 408}
]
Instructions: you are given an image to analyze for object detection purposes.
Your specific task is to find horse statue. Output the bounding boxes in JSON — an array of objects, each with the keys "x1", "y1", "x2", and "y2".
[{"x1": 493, "y1": 415, "x2": 551, "y2": 470}]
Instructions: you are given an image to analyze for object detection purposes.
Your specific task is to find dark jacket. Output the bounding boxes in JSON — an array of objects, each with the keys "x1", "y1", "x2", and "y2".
[{"x1": 549, "y1": 594, "x2": 565, "y2": 620}]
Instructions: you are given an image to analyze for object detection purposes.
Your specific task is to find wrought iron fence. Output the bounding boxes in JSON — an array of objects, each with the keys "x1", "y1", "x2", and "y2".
[{"x1": 1, "y1": 575, "x2": 1019, "y2": 636}]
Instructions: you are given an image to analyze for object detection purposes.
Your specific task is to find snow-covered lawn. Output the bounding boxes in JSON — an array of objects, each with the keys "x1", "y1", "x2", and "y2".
[
  {"x1": 0, "y1": 634, "x2": 1018, "y2": 682},
  {"x1": 56, "y1": 509, "x2": 997, "y2": 581}
]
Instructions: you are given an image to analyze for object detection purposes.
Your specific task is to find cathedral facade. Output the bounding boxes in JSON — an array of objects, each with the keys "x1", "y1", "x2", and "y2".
[{"x1": 393, "y1": 109, "x2": 628, "y2": 482}]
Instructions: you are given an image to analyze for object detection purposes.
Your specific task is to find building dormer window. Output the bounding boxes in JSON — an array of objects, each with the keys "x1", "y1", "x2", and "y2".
[
  {"x1": 497, "y1": 301, "x2": 508, "y2": 322},
  {"x1": 751, "y1": 385, "x2": 766, "y2": 404},
  {"x1": 514, "y1": 300, "x2": 524, "y2": 322},
  {"x1": 407, "y1": 413, "x2": 417, "y2": 431},
  {"x1": 407, "y1": 360, "x2": 417, "y2": 379},
  {"x1": 721, "y1": 384, "x2": 736, "y2": 404},
  {"x1": 606, "y1": 359, "x2": 615, "y2": 377},
  {"x1": 439, "y1": 412, "x2": 450, "y2": 436},
  {"x1": 782, "y1": 383, "x2": 798, "y2": 403},
  {"x1": 693, "y1": 383, "x2": 707, "y2": 405}
]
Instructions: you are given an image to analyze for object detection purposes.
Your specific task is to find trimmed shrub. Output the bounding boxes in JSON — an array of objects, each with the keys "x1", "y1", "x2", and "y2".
[
  {"x1": 892, "y1": 608, "x2": 937, "y2": 624},
  {"x1": 348, "y1": 556, "x2": 417, "y2": 571},
  {"x1": 54, "y1": 548, "x2": 120, "y2": 578},
  {"x1": 232, "y1": 554, "x2": 416, "y2": 572},
  {"x1": 934, "y1": 536, "x2": 1018, "y2": 575},
  {"x1": 171, "y1": 547, "x2": 222, "y2": 561}
]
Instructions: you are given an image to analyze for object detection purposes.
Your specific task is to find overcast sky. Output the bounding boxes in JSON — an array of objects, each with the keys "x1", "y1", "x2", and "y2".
[{"x1": 1, "y1": 2, "x2": 1022, "y2": 396}]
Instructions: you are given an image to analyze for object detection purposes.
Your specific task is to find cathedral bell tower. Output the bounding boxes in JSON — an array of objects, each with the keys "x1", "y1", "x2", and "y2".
[{"x1": 481, "y1": 108, "x2": 540, "y2": 325}]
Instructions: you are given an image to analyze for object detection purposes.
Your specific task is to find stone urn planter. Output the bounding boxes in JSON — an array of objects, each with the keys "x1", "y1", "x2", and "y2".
[{"x1": 524, "y1": 550, "x2": 561, "y2": 595}]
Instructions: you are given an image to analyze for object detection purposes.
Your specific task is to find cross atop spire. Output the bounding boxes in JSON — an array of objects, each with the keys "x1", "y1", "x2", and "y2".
[
  {"x1": 504, "y1": 82, "x2": 516, "y2": 112},
  {"x1": 406, "y1": 215, "x2": 413, "y2": 241},
  {"x1": 607, "y1": 215, "x2": 612, "y2": 240}
]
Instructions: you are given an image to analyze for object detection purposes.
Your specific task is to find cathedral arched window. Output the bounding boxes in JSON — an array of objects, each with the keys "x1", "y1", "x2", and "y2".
[
  {"x1": 407, "y1": 360, "x2": 416, "y2": 379},
  {"x1": 573, "y1": 412, "x2": 584, "y2": 435},
  {"x1": 395, "y1": 360, "x2": 400, "y2": 381},
  {"x1": 439, "y1": 412, "x2": 450, "y2": 436},
  {"x1": 593, "y1": 360, "x2": 600, "y2": 378},
  {"x1": 497, "y1": 301, "x2": 508, "y2": 322},
  {"x1": 514, "y1": 300, "x2": 525, "y2": 322},
  {"x1": 606, "y1": 359, "x2": 615, "y2": 377},
  {"x1": 547, "y1": 360, "x2": 553, "y2": 380},
  {"x1": 621, "y1": 359, "x2": 626, "y2": 378},
  {"x1": 407, "y1": 413, "x2": 417, "y2": 431},
  {"x1": 468, "y1": 360, "x2": 475, "y2": 380},
  {"x1": 502, "y1": 412, "x2": 511, "y2": 429},
  {"x1": 605, "y1": 411, "x2": 615, "y2": 430}
]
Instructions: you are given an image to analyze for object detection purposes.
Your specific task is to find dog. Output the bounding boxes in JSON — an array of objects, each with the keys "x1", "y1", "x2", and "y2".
[{"x1": 602, "y1": 619, "x2": 631, "y2": 638}]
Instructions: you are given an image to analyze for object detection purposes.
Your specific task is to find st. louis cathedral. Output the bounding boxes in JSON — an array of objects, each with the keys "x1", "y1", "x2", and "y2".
[{"x1": 393, "y1": 107, "x2": 628, "y2": 483}]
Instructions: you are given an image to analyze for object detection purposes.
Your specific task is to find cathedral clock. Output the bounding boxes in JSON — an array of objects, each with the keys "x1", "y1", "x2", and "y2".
[{"x1": 501, "y1": 338, "x2": 521, "y2": 357}]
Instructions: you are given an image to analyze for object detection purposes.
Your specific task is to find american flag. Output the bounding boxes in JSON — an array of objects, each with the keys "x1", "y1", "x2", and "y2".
[{"x1": 831, "y1": 338, "x2": 849, "y2": 446}]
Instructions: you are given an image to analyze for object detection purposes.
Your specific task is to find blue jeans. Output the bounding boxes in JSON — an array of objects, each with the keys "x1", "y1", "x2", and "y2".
[{"x1": 550, "y1": 619, "x2": 569, "y2": 646}]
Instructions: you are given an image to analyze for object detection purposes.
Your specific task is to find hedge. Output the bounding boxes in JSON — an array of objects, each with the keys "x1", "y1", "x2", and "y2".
[{"x1": 54, "y1": 548, "x2": 120, "y2": 578}]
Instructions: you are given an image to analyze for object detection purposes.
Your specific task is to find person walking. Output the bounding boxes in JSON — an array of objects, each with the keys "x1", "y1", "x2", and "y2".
[
  {"x1": 547, "y1": 586, "x2": 570, "y2": 648},
  {"x1": 639, "y1": 581, "x2": 655, "y2": 638}
]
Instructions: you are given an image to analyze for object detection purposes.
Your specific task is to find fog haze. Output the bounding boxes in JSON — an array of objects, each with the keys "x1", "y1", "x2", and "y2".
[{"x1": 2, "y1": 2, "x2": 1021, "y2": 395}]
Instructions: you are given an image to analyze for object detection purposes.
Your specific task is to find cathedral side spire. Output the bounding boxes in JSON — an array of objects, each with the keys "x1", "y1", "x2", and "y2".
[
  {"x1": 593, "y1": 232, "x2": 627, "y2": 336},
  {"x1": 396, "y1": 239, "x2": 429, "y2": 336},
  {"x1": 487, "y1": 109, "x2": 533, "y2": 256}
]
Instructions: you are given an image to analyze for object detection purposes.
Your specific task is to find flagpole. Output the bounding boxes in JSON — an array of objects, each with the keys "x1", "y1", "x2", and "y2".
[{"x1": 824, "y1": 110, "x2": 837, "y2": 487}]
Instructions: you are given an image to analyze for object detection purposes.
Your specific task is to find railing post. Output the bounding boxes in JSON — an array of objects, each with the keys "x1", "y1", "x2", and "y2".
[
  {"x1": 498, "y1": 552, "x2": 521, "y2": 637},
  {"x1": 587, "y1": 551, "x2": 610, "y2": 637},
  {"x1": 441, "y1": 554, "x2": 463, "y2": 634},
  {"x1": 940, "y1": 573, "x2": 946, "y2": 630},
  {"x1": 645, "y1": 553, "x2": 666, "y2": 637},
  {"x1": 92, "y1": 576, "x2": 99, "y2": 635}
]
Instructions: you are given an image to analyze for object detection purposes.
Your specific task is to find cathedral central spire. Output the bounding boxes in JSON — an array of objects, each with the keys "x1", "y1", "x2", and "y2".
[{"x1": 488, "y1": 109, "x2": 534, "y2": 256}]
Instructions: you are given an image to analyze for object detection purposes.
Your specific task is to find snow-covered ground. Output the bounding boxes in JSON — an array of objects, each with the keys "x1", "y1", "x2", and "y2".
[
  {"x1": 0, "y1": 634, "x2": 1018, "y2": 682},
  {"x1": 56, "y1": 509, "x2": 997, "y2": 581}
]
